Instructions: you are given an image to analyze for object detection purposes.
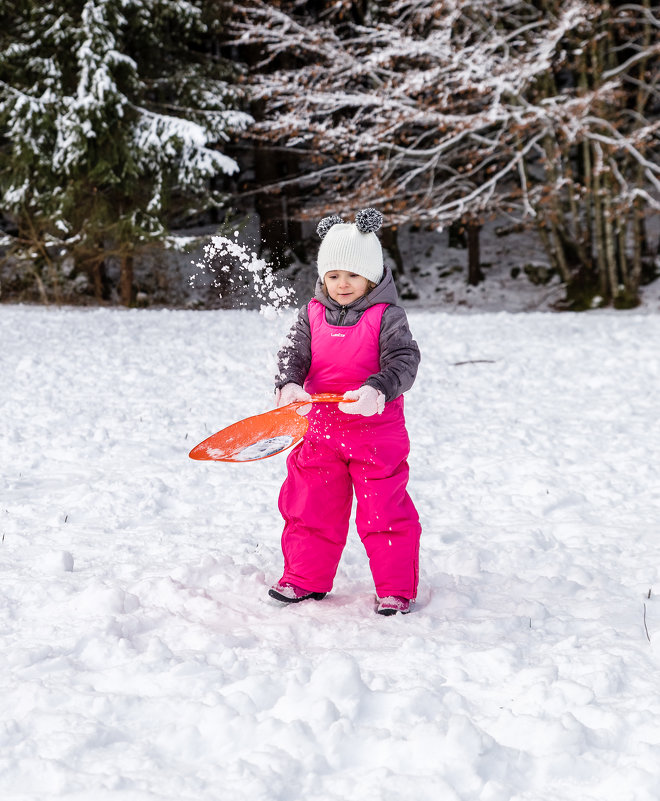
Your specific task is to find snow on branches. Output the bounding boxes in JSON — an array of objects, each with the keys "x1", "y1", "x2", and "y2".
[{"x1": 230, "y1": 0, "x2": 660, "y2": 306}]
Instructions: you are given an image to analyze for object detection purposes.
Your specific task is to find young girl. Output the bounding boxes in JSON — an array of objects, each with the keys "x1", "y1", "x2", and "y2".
[{"x1": 269, "y1": 209, "x2": 421, "y2": 616}]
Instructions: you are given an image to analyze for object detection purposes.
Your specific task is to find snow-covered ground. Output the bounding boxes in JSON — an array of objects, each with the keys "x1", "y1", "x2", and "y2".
[{"x1": 2, "y1": 304, "x2": 660, "y2": 801}]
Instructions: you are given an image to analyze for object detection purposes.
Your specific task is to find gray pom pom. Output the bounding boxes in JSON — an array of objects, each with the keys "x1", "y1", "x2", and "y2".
[
  {"x1": 317, "y1": 215, "x2": 344, "y2": 240},
  {"x1": 355, "y1": 208, "x2": 383, "y2": 234}
]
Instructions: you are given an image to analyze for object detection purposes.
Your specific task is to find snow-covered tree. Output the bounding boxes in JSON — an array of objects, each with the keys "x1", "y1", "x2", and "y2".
[
  {"x1": 230, "y1": 0, "x2": 660, "y2": 307},
  {"x1": 0, "y1": 0, "x2": 252, "y2": 304}
]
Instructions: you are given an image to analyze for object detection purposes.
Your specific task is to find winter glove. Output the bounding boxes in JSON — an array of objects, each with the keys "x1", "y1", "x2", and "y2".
[
  {"x1": 275, "y1": 383, "x2": 312, "y2": 415},
  {"x1": 338, "y1": 385, "x2": 385, "y2": 417}
]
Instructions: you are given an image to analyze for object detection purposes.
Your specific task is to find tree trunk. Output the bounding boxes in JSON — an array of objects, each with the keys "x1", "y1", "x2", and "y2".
[
  {"x1": 536, "y1": 220, "x2": 559, "y2": 277},
  {"x1": 31, "y1": 267, "x2": 49, "y2": 305},
  {"x1": 631, "y1": 193, "x2": 644, "y2": 291},
  {"x1": 21, "y1": 214, "x2": 61, "y2": 305},
  {"x1": 591, "y1": 147, "x2": 609, "y2": 299},
  {"x1": 380, "y1": 225, "x2": 405, "y2": 279},
  {"x1": 448, "y1": 221, "x2": 466, "y2": 249},
  {"x1": 549, "y1": 221, "x2": 571, "y2": 284},
  {"x1": 90, "y1": 256, "x2": 110, "y2": 301},
  {"x1": 626, "y1": 0, "x2": 652, "y2": 302},
  {"x1": 120, "y1": 253, "x2": 134, "y2": 307},
  {"x1": 581, "y1": 138, "x2": 594, "y2": 266},
  {"x1": 602, "y1": 179, "x2": 619, "y2": 302},
  {"x1": 564, "y1": 158, "x2": 589, "y2": 268},
  {"x1": 466, "y1": 222, "x2": 483, "y2": 286}
]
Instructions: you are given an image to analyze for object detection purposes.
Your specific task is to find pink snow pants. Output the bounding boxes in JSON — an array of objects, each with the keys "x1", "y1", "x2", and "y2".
[{"x1": 277, "y1": 401, "x2": 421, "y2": 599}]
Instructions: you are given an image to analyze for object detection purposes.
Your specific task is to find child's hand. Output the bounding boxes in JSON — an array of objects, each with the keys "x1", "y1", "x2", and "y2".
[
  {"x1": 339, "y1": 385, "x2": 385, "y2": 416},
  {"x1": 275, "y1": 383, "x2": 312, "y2": 415}
]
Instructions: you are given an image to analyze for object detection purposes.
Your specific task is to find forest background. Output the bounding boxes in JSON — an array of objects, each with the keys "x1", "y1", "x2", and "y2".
[{"x1": 1, "y1": 0, "x2": 659, "y2": 312}]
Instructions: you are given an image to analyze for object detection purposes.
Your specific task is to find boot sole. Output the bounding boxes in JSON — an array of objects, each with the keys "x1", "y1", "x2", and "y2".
[
  {"x1": 268, "y1": 588, "x2": 327, "y2": 603},
  {"x1": 375, "y1": 602, "x2": 412, "y2": 615},
  {"x1": 376, "y1": 608, "x2": 412, "y2": 615}
]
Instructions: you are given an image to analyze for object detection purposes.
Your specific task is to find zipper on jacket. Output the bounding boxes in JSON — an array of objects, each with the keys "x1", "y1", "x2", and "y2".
[{"x1": 337, "y1": 306, "x2": 347, "y2": 325}]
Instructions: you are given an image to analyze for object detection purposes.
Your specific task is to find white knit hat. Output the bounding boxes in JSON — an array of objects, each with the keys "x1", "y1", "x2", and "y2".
[{"x1": 316, "y1": 208, "x2": 384, "y2": 285}]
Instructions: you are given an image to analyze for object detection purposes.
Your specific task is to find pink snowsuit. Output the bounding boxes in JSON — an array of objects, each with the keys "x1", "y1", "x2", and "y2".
[{"x1": 277, "y1": 299, "x2": 421, "y2": 599}]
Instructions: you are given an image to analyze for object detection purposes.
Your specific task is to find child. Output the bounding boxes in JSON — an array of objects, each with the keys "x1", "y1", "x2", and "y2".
[{"x1": 269, "y1": 208, "x2": 421, "y2": 616}]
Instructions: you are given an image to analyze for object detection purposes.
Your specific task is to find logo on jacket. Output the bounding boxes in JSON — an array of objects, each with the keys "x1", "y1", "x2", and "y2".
[{"x1": 330, "y1": 333, "x2": 346, "y2": 338}]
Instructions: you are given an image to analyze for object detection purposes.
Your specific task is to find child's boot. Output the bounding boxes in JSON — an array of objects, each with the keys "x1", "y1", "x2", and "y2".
[
  {"x1": 268, "y1": 581, "x2": 327, "y2": 603},
  {"x1": 375, "y1": 595, "x2": 412, "y2": 616}
]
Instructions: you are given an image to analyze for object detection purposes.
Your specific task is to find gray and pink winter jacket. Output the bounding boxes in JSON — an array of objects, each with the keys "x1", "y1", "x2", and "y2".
[{"x1": 275, "y1": 266, "x2": 421, "y2": 402}]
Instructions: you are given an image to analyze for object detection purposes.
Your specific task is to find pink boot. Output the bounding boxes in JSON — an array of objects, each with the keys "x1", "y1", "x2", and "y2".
[
  {"x1": 268, "y1": 581, "x2": 327, "y2": 604},
  {"x1": 375, "y1": 595, "x2": 412, "y2": 616}
]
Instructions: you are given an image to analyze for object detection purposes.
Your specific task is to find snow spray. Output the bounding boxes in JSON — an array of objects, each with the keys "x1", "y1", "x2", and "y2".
[{"x1": 190, "y1": 233, "x2": 295, "y2": 316}]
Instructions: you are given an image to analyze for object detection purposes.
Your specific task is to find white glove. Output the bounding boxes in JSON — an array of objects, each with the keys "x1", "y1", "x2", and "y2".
[
  {"x1": 338, "y1": 385, "x2": 385, "y2": 416},
  {"x1": 275, "y1": 383, "x2": 312, "y2": 414}
]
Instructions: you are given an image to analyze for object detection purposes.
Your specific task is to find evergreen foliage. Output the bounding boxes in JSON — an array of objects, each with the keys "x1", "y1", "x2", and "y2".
[{"x1": 0, "y1": 0, "x2": 251, "y2": 304}]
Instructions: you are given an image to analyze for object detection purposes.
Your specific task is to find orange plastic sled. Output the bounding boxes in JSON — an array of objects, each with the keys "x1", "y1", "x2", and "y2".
[{"x1": 189, "y1": 393, "x2": 350, "y2": 463}]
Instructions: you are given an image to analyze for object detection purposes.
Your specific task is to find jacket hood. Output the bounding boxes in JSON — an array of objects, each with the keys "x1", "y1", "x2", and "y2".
[{"x1": 313, "y1": 265, "x2": 400, "y2": 312}]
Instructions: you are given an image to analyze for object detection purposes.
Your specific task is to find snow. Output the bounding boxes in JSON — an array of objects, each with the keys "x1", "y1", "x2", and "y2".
[
  {"x1": 191, "y1": 236, "x2": 296, "y2": 314},
  {"x1": 2, "y1": 304, "x2": 660, "y2": 800}
]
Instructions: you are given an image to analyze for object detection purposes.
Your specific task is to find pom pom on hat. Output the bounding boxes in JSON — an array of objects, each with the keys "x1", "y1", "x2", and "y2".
[
  {"x1": 317, "y1": 215, "x2": 344, "y2": 240},
  {"x1": 355, "y1": 208, "x2": 382, "y2": 234},
  {"x1": 317, "y1": 208, "x2": 384, "y2": 285}
]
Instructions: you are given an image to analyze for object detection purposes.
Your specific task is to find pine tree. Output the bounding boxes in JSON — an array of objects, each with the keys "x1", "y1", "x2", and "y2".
[{"x1": 0, "y1": 0, "x2": 251, "y2": 304}]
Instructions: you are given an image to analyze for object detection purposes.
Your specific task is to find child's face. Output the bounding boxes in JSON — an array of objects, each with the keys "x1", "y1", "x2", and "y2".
[{"x1": 324, "y1": 270, "x2": 369, "y2": 305}]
